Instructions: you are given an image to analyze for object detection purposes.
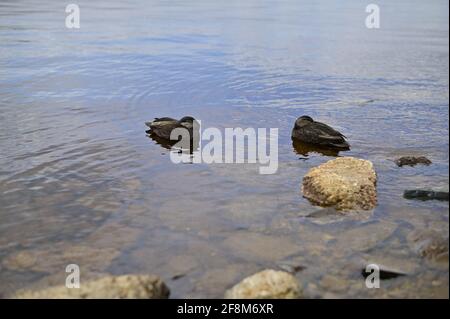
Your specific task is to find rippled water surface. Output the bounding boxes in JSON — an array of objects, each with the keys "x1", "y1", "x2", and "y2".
[{"x1": 0, "y1": 0, "x2": 448, "y2": 298}]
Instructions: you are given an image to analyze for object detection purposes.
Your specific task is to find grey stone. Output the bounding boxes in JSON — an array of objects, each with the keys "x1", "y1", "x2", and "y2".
[
  {"x1": 403, "y1": 190, "x2": 449, "y2": 202},
  {"x1": 395, "y1": 156, "x2": 432, "y2": 167}
]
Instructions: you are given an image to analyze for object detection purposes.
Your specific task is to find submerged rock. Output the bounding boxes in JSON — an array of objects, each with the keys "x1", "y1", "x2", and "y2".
[
  {"x1": 305, "y1": 207, "x2": 344, "y2": 218},
  {"x1": 222, "y1": 232, "x2": 300, "y2": 261},
  {"x1": 224, "y1": 269, "x2": 302, "y2": 299},
  {"x1": 395, "y1": 156, "x2": 432, "y2": 167},
  {"x1": 403, "y1": 190, "x2": 449, "y2": 201},
  {"x1": 358, "y1": 253, "x2": 420, "y2": 278},
  {"x1": 305, "y1": 207, "x2": 373, "y2": 224},
  {"x1": 407, "y1": 230, "x2": 449, "y2": 265},
  {"x1": 361, "y1": 266, "x2": 407, "y2": 280},
  {"x1": 277, "y1": 261, "x2": 306, "y2": 274},
  {"x1": 331, "y1": 221, "x2": 397, "y2": 255},
  {"x1": 302, "y1": 157, "x2": 377, "y2": 210},
  {"x1": 14, "y1": 275, "x2": 170, "y2": 299},
  {"x1": 319, "y1": 275, "x2": 349, "y2": 292}
]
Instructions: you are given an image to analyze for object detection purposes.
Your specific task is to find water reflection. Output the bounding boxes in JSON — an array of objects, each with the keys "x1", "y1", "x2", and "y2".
[
  {"x1": 292, "y1": 138, "x2": 345, "y2": 157},
  {"x1": 147, "y1": 132, "x2": 178, "y2": 150},
  {"x1": 146, "y1": 130, "x2": 200, "y2": 154}
]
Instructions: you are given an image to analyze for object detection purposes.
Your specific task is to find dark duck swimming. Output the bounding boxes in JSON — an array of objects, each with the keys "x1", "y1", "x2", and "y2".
[
  {"x1": 291, "y1": 116, "x2": 350, "y2": 150},
  {"x1": 145, "y1": 116, "x2": 197, "y2": 140}
]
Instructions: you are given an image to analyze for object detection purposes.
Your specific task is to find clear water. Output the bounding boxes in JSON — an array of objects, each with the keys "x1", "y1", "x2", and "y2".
[{"x1": 0, "y1": 0, "x2": 448, "y2": 298}]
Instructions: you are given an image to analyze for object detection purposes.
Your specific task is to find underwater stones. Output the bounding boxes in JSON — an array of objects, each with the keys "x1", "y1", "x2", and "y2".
[
  {"x1": 222, "y1": 232, "x2": 300, "y2": 261},
  {"x1": 302, "y1": 157, "x2": 377, "y2": 210},
  {"x1": 305, "y1": 207, "x2": 373, "y2": 224},
  {"x1": 14, "y1": 274, "x2": 170, "y2": 299},
  {"x1": 224, "y1": 269, "x2": 302, "y2": 299},
  {"x1": 358, "y1": 253, "x2": 420, "y2": 277},
  {"x1": 331, "y1": 221, "x2": 397, "y2": 255},
  {"x1": 403, "y1": 190, "x2": 449, "y2": 202},
  {"x1": 361, "y1": 265, "x2": 407, "y2": 280},
  {"x1": 2, "y1": 251, "x2": 37, "y2": 270},
  {"x1": 194, "y1": 264, "x2": 259, "y2": 298},
  {"x1": 5, "y1": 222, "x2": 139, "y2": 271},
  {"x1": 319, "y1": 275, "x2": 349, "y2": 292},
  {"x1": 276, "y1": 261, "x2": 306, "y2": 274},
  {"x1": 395, "y1": 156, "x2": 432, "y2": 167},
  {"x1": 2, "y1": 245, "x2": 120, "y2": 274},
  {"x1": 407, "y1": 230, "x2": 449, "y2": 265}
]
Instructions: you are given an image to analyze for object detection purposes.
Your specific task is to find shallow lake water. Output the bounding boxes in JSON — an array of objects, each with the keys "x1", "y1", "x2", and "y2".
[{"x1": 0, "y1": 0, "x2": 448, "y2": 298}]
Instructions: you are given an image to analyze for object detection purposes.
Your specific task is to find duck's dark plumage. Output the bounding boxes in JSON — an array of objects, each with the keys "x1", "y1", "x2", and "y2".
[
  {"x1": 145, "y1": 116, "x2": 196, "y2": 140},
  {"x1": 291, "y1": 116, "x2": 350, "y2": 149},
  {"x1": 152, "y1": 117, "x2": 177, "y2": 123}
]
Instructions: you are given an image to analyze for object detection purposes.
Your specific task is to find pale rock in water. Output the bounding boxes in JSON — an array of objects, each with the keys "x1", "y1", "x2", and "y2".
[
  {"x1": 302, "y1": 157, "x2": 377, "y2": 210},
  {"x1": 13, "y1": 275, "x2": 170, "y2": 299},
  {"x1": 224, "y1": 269, "x2": 302, "y2": 299}
]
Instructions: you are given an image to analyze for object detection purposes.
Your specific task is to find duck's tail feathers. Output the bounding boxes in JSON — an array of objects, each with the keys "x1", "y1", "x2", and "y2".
[{"x1": 330, "y1": 141, "x2": 351, "y2": 150}]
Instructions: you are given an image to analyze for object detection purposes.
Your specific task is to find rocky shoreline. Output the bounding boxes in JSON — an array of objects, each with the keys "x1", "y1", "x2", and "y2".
[{"x1": 7, "y1": 155, "x2": 448, "y2": 299}]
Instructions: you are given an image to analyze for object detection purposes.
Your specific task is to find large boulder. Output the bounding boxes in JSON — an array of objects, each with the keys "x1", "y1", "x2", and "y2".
[
  {"x1": 224, "y1": 269, "x2": 302, "y2": 299},
  {"x1": 302, "y1": 157, "x2": 377, "y2": 210},
  {"x1": 14, "y1": 274, "x2": 170, "y2": 299}
]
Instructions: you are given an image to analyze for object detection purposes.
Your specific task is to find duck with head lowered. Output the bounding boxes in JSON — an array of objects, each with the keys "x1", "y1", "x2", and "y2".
[
  {"x1": 291, "y1": 116, "x2": 350, "y2": 150},
  {"x1": 145, "y1": 116, "x2": 200, "y2": 152},
  {"x1": 145, "y1": 116, "x2": 197, "y2": 140}
]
